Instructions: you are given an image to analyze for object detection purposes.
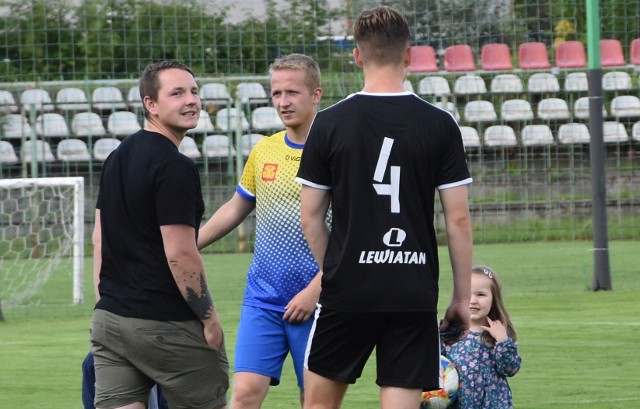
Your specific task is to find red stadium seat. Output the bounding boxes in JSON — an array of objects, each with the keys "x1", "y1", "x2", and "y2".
[
  {"x1": 630, "y1": 38, "x2": 640, "y2": 65},
  {"x1": 480, "y1": 43, "x2": 513, "y2": 70},
  {"x1": 518, "y1": 42, "x2": 551, "y2": 70},
  {"x1": 600, "y1": 39, "x2": 626, "y2": 67},
  {"x1": 408, "y1": 45, "x2": 439, "y2": 73},
  {"x1": 444, "y1": 44, "x2": 476, "y2": 72},
  {"x1": 555, "y1": 41, "x2": 586, "y2": 68}
]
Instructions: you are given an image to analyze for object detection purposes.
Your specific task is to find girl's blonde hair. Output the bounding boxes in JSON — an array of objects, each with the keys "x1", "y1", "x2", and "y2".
[{"x1": 472, "y1": 265, "x2": 517, "y2": 344}]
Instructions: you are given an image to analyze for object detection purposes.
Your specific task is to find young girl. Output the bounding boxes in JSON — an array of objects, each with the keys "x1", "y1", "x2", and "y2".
[{"x1": 442, "y1": 265, "x2": 521, "y2": 409}]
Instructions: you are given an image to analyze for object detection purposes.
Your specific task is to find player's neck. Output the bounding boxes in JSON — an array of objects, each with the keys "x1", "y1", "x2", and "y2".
[
  {"x1": 361, "y1": 66, "x2": 406, "y2": 93},
  {"x1": 145, "y1": 121, "x2": 185, "y2": 147},
  {"x1": 286, "y1": 126, "x2": 310, "y2": 145}
]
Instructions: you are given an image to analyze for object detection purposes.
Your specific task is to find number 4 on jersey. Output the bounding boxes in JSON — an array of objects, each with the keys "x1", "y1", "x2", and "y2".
[{"x1": 372, "y1": 137, "x2": 400, "y2": 214}]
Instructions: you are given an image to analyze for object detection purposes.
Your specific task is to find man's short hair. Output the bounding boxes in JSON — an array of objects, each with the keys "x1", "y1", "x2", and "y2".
[
  {"x1": 352, "y1": 6, "x2": 411, "y2": 66},
  {"x1": 139, "y1": 60, "x2": 195, "y2": 118},
  {"x1": 269, "y1": 54, "x2": 321, "y2": 91}
]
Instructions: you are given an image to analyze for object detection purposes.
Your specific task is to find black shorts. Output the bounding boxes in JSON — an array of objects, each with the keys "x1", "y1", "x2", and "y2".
[{"x1": 304, "y1": 306, "x2": 440, "y2": 390}]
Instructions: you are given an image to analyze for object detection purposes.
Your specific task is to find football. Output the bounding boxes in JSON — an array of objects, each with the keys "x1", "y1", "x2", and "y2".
[{"x1": 421, "y1": 355, "x2": 459, "y2": 409}]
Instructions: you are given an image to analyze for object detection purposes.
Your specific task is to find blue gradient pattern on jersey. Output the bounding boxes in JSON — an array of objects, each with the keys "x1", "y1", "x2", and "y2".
[{"x1": 237, "y1": 131, "x2": 322, "y2": 312}]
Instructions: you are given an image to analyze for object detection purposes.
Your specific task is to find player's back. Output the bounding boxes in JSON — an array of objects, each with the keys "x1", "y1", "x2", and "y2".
[{"x1": 299, "y1": 91, "x2": 470, "y2": 311}]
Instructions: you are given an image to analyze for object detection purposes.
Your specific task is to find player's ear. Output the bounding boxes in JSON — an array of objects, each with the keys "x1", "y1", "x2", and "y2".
[
  {"x1": 353, "y1": 48, "x2": 364, "y2": 68},
  {"x1": 143, "y1": 96, "x2": 158, "y2": 116},
  {"x1": 312, "y1": 87, "x2": 323, "y2": 103},
  {"x1": 404, "y1": 46, "x2": 412, "y2": 68}
]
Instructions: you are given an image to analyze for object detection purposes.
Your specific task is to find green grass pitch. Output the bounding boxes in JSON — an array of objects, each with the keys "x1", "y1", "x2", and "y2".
[{"x1": 0, "y1": 241, "x2": 638, "y2": 408}]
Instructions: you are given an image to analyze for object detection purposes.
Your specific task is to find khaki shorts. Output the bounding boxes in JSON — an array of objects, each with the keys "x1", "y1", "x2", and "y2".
[{"x1": 90, "y1": 309, "x2": 229, "y2": 409}]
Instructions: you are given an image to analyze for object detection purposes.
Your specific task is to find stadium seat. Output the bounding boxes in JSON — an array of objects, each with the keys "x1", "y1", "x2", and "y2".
[
  {"x1": 56, "y1": 88, "x2": 91, "y2": 112},
  {"x1": 558, "y1": 123, "x2": 590, "y2": 144},
  {"x1": 187, "y1": 110, "x2": 215, "y2": 135},
  {"x1": 0, "y1": 90, "x2": 18, "y2": 113},
  {"x1": 480, "y1": 43, "x2": 513, "y2": 71},
  {"x1": 251, "y1": 106, "x2": 284, "y2": 132},
  {"x1": 1, "y1": 114, "x2": 32, "y2": 139},
  {"x1": 564, "y1": 72, "x2": 588, "y2": 92},
  {"x1": 632, "y1": 122, "x2": 640, "y2": 142},
  {"x1": 501, "y1": 99, "x2": 534, "y2": 122},
  {"x1": 178, "y1": 136, "x2": 201, "y2": 159},
  {"x1": 599, "y1": 39, "x2": 626, "y2": 67},
  {"x1": 464, "y1": 100, "x2": 497, "y2": 122},
  {"x1": 459, "y1": 126, "x2": 481, "y2": 148},
  {"x1": 71, "y1": 112, "x2": 107, "y2": 138},
  {"x1": 527, "y1": 72, "x2": 560, "y2": 93},
  {"x1": 573, "y1": 97, "x2": 607, "y2": 120},
  {"x1": 555, "y1": 41, "x2": 587, "y2": 68},
  {"x1": 610, "y1": 95, "x2": 640, "y2": 118},
  {"x1": 602, "y1": 121, "x2": 629, "y2": 143},
  {"x1": 92, "y1": 86, "x2": 127, "y2": 111},
  {"x1": 202, "y1": 134, "x2": 235, "y2": 158},
  {"x1": 602, "y1": 71, "x2": 632, "y2": 91},
  {"x1": 21, "y1": 139, "x2": 55, "y2": 162},
  {"x1": 20, "y1": 88, "x2": 54, "y2": 112},
  {"x1": 126, "y1": 86, "x2": 143, "y2": 110},
  {"x1": 418, "y1": 76, "x2": 451, "y2": 97},
  {"x1": 0, "y1": 140, "x2": 19, "y2": 164},
  {"x1": 537, "y1": 98, "x2": 570, "y2": 120},
  {"x1": 107, "y1": 111, "x2": 141, "y2": 137},
  {"x1": 631, "y1": 38, "x2": 640, "y2": 65},
  {"x1": 518, "y1": 42, "x2": 551, "y2": 70},
  {"x1": 403, "y1": 80, "x2": 414, "y2": 93},
  {"x1": 56, "y1": 138, "x2": 91, "y2": 161},
  {"x1": 433, "y1": 101, "x2": 460, "y2": 122},
  {"x1": 483, "y1": 125, "x2": 518, "y2": 147},
  {"x1": 201, "y1": 83, "x2": 232, "y2": 107},
  {"x1": 216, "y1": 107, "x2": 250, "y2": 132},
  {"x1": 236, "y1": 82, "x2": 269, "y2": 105},
  {"x1": 453, "y1": 74, "x2": 486, "y2": 95},
  {"x1": 240, "y1": 133, "x2": 264, "y2": 156},
  {"x1": 444, "y1": 44, "x2": 476, "y2": 72},
  {"x1": 408, "y1": 45, "x2": 439, "y2": 72},
  {"x1": 93, "y1": 138, "x2": 121, "y2": 160},
  {"x1": 35, "y1": 113, "x2": 70, "y2": 138},
  {"x1": 490, "y1": 74, "x2": 523, "y2": 94},
  {"x1": 521, "y1": 124, "x2": 555, "y2": 146}
]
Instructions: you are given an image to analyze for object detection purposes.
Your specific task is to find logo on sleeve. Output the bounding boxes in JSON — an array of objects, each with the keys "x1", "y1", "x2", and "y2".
[{"x1": 262, "y1": 163, "x2": 278, "y2": 181}]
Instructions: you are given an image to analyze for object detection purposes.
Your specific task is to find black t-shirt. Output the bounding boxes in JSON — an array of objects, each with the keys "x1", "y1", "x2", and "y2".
[
  {"x1": 95, "y1": 129, "x2": 205, "y2": 321},
  {"x1": 296, "y1": 92, "x2": 471, "y2": 313}
]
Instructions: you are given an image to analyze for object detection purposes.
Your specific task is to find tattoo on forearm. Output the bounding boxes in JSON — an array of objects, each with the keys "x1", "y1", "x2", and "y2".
[{"x1": 184, "y1": 271, "x2": 215, "y2": 320}]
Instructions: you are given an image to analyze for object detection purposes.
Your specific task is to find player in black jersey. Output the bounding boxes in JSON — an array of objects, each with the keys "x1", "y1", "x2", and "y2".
[{"x1": 296, "y1": 6, "x2": 473, "y2": 409}]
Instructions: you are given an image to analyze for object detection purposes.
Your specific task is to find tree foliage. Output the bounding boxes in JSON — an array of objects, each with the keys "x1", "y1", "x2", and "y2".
[{"x1": 0, "y1": 0, "x2": 337, "y2": 82}]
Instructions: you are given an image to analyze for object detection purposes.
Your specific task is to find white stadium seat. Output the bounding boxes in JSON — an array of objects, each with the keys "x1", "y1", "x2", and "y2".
[
  {"x1": 71, "y1": 112, "x2": 107, "y2": 138},
  {"x1": 501, "y1": 99, "x2": 534, "y2": 122},
  {"x1": 484, "y1": 125, "x2": 518, "y2": 147},
  {"x1": 521, "y1": 124, "x2": 554, "y2": 146},
  {"x1": 464, "y1": 100, "x2": 497, "y2": 122},
  {"x1": 93, "y1": 138, "x2": 121, "y2": 160},
  {"x1": 57, "y1": 138, "x2": 91, "y2": 161},
  {"x1": 202, "y1": 134, "x2": 235, "y2": 158},
  {"x1": 418, "y1": 76, "x2": 451, "y2": 97},
  {"x1": 178, "y1": 136, "x2": 202, "y2": 159},
  {"x1": 558, "y1": 123, "x2": 590, "y2": 144},
  {"x1": 21, "y1": 139, "x2": 55, "y2": 162}
]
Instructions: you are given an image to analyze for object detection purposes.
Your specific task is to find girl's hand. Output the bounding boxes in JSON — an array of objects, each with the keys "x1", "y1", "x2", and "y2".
[{"x1": 481, "y1": 317, "x2": 508, "y2": 343}]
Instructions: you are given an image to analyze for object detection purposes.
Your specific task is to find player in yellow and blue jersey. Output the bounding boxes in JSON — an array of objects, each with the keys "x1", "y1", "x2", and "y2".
[{"x1": 198, "y1": 54, "x2": 325, "y2": 409}]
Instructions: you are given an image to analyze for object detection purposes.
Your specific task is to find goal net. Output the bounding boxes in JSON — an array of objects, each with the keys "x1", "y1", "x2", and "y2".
[{"x1": 0, "y1": 177, "x2": 84, "y2": 316}]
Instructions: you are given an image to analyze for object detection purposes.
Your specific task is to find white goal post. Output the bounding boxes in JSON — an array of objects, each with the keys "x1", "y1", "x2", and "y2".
[{"x1": 0, "y1": 177, "x2": 84, "y2": 307}]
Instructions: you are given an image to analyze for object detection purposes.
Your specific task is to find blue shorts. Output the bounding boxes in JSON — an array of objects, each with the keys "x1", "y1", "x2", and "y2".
[{"x1": 234, "y1": 305, "x2": 314, "y2": 389}]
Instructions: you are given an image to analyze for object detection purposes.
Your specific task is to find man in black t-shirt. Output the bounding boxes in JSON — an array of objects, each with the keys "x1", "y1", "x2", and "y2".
[
  {"x1": 89, "y1": 61, "x2": 228, "y2": 409},
  {"x1": 296, "y1": 6, "x2": 473, "y2": 408}
]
